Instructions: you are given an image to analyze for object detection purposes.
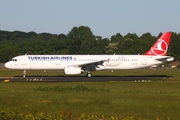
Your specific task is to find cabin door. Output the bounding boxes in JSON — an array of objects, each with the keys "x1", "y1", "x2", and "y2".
[
  {"x1": 21, "y1": 56, "x2": 26, "y2": 65},
  {"x1": 142, "y1": 57, "x2": 147, "y2": 65}
]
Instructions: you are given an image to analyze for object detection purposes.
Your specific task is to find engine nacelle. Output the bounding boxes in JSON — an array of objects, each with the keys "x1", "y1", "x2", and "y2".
[{"x1": 64, "y1": 66, "x2": 81, "y2": 75}]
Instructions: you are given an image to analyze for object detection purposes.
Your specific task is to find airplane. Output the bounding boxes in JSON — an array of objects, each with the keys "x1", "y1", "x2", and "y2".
[{"x1": 5, "y1": 32, "x2": 174, "y2": 77}]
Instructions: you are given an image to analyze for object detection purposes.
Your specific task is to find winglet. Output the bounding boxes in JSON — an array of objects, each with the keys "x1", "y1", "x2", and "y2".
[{"x1": 143, "y1": 32, "x2": 172, "y2": 56}]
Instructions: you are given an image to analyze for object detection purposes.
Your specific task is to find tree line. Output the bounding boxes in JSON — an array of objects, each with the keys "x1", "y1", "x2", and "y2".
[{"x1": 0, "y1": 26, "x2": 180, "y2": 63}]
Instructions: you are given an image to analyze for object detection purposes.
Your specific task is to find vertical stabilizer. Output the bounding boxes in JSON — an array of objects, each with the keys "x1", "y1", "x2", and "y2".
[{"x1": 143, "y1": 32, "x2": 172, "y2": 56}]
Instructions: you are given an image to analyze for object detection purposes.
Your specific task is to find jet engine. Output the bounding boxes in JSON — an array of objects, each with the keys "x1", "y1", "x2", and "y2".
[{"x1": 64, "y1": 66, "x2": 81, "y2": 75}]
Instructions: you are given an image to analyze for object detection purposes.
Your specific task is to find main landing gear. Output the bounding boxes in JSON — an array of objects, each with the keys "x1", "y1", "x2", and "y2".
[{"x1": 86, "y1": 72, "x2": 92, "y2": 77}]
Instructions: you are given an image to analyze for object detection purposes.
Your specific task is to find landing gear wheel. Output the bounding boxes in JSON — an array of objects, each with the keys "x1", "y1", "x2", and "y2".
[{"x1": 86, "y1": 73, "x2": 92, "y2": 77}]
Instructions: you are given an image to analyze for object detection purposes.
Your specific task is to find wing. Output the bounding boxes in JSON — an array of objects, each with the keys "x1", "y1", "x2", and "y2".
[
  {"x1": 66, "y1": 60, "x2": 106, "y2": 71},
  {"x1": 81, "y1": 60, "x2": 105, "y2": 71}
]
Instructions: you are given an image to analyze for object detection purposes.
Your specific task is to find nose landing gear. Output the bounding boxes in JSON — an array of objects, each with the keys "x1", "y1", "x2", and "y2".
[{"x1": 23, "y1": 70, "x2": 26, "y2": 77}]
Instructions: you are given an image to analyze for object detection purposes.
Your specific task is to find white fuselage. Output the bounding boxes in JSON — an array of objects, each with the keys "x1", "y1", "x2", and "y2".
[{"x1": 4, "y1": 55, "x2": 173, "y2": 70}]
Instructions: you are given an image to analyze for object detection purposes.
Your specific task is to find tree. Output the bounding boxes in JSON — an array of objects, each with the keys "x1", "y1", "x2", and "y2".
[
  {"x1": 9, "y1": 31, "x2": 28, "y2": 40},
  {"x1": 168, "y1": 32, "x2": 180, "y2": 60},
  {"x1": 139, "y1": 32, "x2": 156, "y2": 53},
  {"x1": 0, "y1": 28, "x2": 179, "y2": 62},
  {"x1": 124, "y1": 33, "x2": 138, "y2": 40},
  {"x1": 94, "y1": 38, "x2": 109, "y2": 54},
  {"x1": 110, "y1": 33, "x2": 123, "y2": 43},
  {"x1": 118, "y1": 38, "x2": 134, "y2": 54},
  {"x1": 27, "y1": 38, "x2": 50, "y2": 54},
  {"x1": 0, "y1": 44, "x2": 18, "y2": 62},
  {"x1": 67, "y1": 26, "x2": 95, "y2": 54}
]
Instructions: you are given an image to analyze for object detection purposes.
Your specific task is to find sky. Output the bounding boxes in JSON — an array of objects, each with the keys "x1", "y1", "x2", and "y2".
[{"x1": 0, "y1": 0, "x2": 180, "y2": 38}]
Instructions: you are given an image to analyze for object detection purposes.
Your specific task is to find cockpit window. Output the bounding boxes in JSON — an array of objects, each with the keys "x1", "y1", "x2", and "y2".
[{"x1": 12, "y1": 59, "x2": 17, "y2": 61}]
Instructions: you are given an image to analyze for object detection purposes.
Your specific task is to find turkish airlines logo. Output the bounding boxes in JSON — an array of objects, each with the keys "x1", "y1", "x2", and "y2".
[{"x1": 151, "y1": 39, "x2": 168, "y2": 56}]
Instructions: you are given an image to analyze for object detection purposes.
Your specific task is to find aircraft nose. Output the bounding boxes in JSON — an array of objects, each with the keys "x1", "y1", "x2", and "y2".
[{"x1": 4, "y1": 62, "x2": 11, "y2": 69}]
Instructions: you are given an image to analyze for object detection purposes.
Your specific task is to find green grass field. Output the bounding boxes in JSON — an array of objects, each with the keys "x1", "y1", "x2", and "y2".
[{"x1": 0, "y1": 68, "x2": 180, "y2": 119}]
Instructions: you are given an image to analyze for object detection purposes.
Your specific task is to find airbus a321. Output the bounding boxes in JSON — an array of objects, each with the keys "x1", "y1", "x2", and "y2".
[{"x1": 5, "y1": 32, "x2": 174, "y2": 77}]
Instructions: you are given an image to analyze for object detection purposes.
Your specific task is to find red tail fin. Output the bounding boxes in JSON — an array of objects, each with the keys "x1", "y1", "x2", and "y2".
[{"x1": 143, "y1": 32, "x2": 172, "y2": 56}]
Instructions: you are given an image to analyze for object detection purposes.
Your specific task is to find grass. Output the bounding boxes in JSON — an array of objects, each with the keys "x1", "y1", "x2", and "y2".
[
  {"x1": 1, "y1": 81, "x2": 180, "y2": 119},
  {"x1": 1, "y1": 68, "x2": 180, "y2": 119}
]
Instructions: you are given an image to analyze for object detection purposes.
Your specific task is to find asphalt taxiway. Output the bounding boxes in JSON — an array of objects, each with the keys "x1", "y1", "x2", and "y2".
[{"x1": 0, "y1": 76, "x2": 171, "y2": 82}]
